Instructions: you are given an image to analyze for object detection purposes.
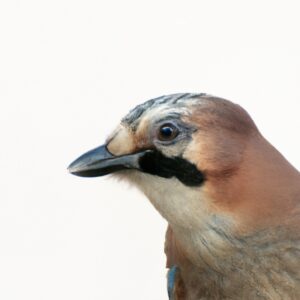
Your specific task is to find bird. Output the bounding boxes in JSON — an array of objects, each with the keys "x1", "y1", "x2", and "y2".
[{"x1": 68, "y1": 93, "x2": 300, "y2": 300}]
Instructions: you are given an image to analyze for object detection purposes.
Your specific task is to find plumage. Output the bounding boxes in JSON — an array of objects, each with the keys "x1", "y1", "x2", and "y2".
[{"x1": 69, "y1": 93, "x2": 300, "y2": 299}]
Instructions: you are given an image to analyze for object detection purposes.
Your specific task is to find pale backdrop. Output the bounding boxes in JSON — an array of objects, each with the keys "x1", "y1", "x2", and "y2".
[{"x1": 0, "y1": 1, "x2": 300, "y2": 299}]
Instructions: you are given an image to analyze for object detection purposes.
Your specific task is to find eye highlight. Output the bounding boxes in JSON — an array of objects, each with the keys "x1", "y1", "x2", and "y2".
[{"x1": 157, "y1": 123, "x2": 179, "y2": 141}]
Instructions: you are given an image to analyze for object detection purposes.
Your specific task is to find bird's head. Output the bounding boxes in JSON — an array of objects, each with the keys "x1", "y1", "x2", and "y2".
[
  {"x1": 69, "y1": 94, "x2": 265, "y2": 230},
  {"x1": 69, "y1": 93, "x2": 300, "y2": 293},
  {"x1": 68, "y1": 93, "x2": 299, "y2": 234}
]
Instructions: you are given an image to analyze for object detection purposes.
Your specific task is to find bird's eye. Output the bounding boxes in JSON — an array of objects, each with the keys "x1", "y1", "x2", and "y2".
[{"x1": 157, "y1": 124, "x2": 179, "y2": 141}]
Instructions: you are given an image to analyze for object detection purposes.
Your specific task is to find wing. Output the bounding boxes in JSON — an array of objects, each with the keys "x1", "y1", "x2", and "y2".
[
  {"x1": 167, "y1": 266, "x2": 186, "y2": 300},
  {"x1": 165, "y1": 226, "x2": 186, "y2": 299}
]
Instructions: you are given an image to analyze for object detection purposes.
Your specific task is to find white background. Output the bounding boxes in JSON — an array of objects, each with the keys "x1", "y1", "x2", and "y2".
[{"x1": 0, "y1": 1, "x2": 300, "y2": 299}]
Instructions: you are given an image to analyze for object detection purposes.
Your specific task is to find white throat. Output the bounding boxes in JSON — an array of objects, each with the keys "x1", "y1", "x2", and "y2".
[{"x1": 117, "y1": 170, "x2": 236, "y2": 268}]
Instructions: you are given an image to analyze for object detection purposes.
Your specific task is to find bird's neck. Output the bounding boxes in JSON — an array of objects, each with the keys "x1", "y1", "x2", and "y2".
[
  {"x1": 218, "y1": 133, "x2": 300, "y2": 230},
  {"x1": 165, "y1": 133, "x2": 300, "y2": 264},
  {"x1": 165, "y1": 134, "x2": 300, "y2": 298}
]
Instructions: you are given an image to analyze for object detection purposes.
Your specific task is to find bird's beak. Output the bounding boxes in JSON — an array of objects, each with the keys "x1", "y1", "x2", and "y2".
[{"x1": 68, "y1": 144, "x2": 146, "y2": 177}]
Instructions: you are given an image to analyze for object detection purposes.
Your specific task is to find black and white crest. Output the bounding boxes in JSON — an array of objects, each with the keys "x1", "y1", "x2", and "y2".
[{"x1": 122, "y1": 93, "x2": 206, "y2": 130}]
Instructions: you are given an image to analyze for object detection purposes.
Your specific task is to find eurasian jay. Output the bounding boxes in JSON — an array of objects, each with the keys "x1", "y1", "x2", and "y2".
[{"x1": 68, "y1": 93, "x2": 300, "y2": 300}]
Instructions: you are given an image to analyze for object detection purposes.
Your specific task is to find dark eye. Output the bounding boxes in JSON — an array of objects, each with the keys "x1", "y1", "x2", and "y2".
[{"x1": 158, "y1": 123, "x2": 179, "y2": 141}]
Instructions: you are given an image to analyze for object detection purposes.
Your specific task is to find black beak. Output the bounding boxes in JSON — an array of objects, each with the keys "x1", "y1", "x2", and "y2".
[
  {"x1": 68, "y1": 144, "x2": 146, "y2": 177},
  {"x1": 68, "y1": 144, "x2": 205, "y2": 186}
]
